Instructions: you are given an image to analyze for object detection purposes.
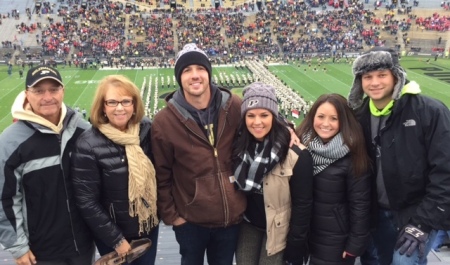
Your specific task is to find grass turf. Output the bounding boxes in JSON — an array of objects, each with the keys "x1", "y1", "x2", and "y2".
[{"x1": 0, "y1": 56, "x2": 449, "y2": 132}]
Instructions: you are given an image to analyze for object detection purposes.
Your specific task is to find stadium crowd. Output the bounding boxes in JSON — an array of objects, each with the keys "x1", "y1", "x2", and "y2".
[{"x1": 0, "y1": 0, "x2": 448, "y2": 68}]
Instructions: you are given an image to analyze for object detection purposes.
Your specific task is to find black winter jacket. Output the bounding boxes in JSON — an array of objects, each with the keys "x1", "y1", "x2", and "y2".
[
  {"x1": 355, "y1": 90, "x2": 450, "y2": 232},
  {"x1": 0, "y1": 108, "x2": 93, "y2": 260},
  {"x1": 309, "y1": 156, "x2": 371, "y2": 265},
  {"x1": 71, "y1": 118, "x2": 157, "y2": 248}
]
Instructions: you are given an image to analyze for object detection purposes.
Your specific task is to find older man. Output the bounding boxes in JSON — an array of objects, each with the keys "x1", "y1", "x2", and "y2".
[{"x1": 0, "y1": 65, "x2": 94, "y2": 265}]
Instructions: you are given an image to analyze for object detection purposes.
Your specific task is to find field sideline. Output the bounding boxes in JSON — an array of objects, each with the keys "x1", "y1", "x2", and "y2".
[{"x1": 0, "y1": 56, "x2": 449, "y2": 132}]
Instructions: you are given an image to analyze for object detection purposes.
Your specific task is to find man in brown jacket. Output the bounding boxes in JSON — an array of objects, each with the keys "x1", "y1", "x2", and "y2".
[{"x1": 151, "y1": 43, "x2": 246, "y2": 265}]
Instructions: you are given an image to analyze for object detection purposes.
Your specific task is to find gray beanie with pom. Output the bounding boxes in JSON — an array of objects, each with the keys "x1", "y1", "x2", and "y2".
[
  {"x1": 348, "y1": 47, "x2": 407, "y2": 109},
  {"x1": 241, "y1": 82, "x2": 278, "y2": 117}
]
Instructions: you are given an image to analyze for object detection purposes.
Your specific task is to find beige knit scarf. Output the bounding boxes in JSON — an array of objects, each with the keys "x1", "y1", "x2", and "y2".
[{"x1": 98, "y1": 122, "x2": 158, "y2": 234}]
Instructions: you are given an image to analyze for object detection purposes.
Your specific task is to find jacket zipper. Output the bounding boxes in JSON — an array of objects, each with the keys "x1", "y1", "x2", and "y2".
[
  {"x1": 216, "y1": 111, "x2": 229, "y2": 226},
  {"x1": 183, "y1": 112, "x2": 230, "y2": 226},
  {"x1": 58, "y1": 134, "x2": 80, "y2": 254}
]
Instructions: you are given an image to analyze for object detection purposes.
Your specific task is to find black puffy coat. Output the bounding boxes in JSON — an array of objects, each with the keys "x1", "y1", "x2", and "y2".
[
  {"x1": 71, "y1": 118, "x2": 156, "y2": 248},
  {"x1": 309, "y1": 156, "x2": 371, "y2": 265}
]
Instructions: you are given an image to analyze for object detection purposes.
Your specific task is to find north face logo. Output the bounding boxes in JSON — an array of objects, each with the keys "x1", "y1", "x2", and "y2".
[
  {"x1": 403, "y1": 119, "x2": 416, "y2": 127},
  {"x1": 247, "y1": 100, "x2": 259, "y2": 108}
]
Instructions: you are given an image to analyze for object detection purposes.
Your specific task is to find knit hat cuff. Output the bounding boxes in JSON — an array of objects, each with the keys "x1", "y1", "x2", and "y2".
[{"x1": 174, "y1": 47, "x2": 212, "y2": 88}]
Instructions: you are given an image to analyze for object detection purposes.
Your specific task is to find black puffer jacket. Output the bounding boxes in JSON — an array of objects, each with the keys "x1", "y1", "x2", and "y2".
[
  {"x1": 309, "y1": 156, "x2": 370, "y2": 265},
  {"x1": 71, "y1": 118, "x2": 156, "y2": 248}
]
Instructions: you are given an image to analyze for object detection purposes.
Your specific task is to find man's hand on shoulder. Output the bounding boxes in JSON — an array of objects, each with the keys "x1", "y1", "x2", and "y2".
[{"x1": 15, "y1": 250, "x2": 36, "y2": 265}]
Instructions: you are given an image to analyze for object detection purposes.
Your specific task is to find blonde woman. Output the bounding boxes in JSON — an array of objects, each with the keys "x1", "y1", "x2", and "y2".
[{"x1": 71, "y1": 75, "x2": 159, "y2": 264}]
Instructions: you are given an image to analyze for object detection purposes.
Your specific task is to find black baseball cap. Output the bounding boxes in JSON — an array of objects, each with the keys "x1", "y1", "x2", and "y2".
[{"x1": 26, "y1": 65, "x2": 64, "y2": 89}]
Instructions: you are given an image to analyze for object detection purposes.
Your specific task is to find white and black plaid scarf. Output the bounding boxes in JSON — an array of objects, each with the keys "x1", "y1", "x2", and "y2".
[
  {"x1": 302, "y1": 132, "x2": 349, "y2": 176},
  {"x1": 234, "y1": 138, "x2": 282, "y2": 192}
]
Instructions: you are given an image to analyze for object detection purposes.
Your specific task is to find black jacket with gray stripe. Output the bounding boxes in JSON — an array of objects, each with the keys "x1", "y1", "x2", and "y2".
[{"x1": 0, "y1": 108, "x2": 93, "y2": 260}]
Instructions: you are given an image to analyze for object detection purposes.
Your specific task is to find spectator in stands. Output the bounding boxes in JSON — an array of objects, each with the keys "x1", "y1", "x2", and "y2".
[
  {"x1": 348, "y1": 47, "x2": 450, "y2": 265},
  {"x1": 234, "y1": 82, "x2": 312, "y2": 265},
  {"x1": 296, "y1": 93, "x2": 371, "y2": 265},
  {"x1": 71, "y1": 75, "x2": 159, "y2": 264},
  {"x1": 0, "y1": 65, "x2": 94, "y2": 264}
]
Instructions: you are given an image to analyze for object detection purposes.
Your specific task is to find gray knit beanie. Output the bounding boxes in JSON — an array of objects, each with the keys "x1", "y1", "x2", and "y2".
[
  {"x1": 241, "y1": 82, "x2": 278, "y2": 117},
  {"x1": 348, "y1": 47, "x2": 407, "y2": 109},
  {"x1": 174, "y1": 43, "x2": 212, "y2": 88}
]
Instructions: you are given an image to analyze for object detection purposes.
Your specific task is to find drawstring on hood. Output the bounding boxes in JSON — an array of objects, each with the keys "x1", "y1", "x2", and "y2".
[
  {"x1": 172, "y1": 85, "x2": 222, "y2": 146},
  {"x1": 348, "y1": 47, "x2": 407, "y2": 109}
]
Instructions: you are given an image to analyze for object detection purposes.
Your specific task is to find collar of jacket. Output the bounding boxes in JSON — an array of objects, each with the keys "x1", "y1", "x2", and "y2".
[
  {"x1": 369, "y1": 81, "x2": 421, "y2": 117},
  {"x1": 167, "y1": 85, "x2": 232, "y2": 120}
]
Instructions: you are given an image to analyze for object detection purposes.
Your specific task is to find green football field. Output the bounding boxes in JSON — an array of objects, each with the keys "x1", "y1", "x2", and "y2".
[{"x1": 0, "y1": 56, "x2": 449, "y2": 132}]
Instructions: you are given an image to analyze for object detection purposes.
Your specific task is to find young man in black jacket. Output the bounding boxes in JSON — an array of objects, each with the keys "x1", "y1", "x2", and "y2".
[{"x1": 348, "y1": 47, "x2": 450, "y2": 265}]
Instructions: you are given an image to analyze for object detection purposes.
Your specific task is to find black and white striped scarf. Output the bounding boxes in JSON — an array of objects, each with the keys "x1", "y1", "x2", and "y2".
[
  {"x1": 234, "y1": 138, "x2": 282, "y2": 192},
  {"x1": 302, "y1": 132, "x2": 349, "y2": 176}
]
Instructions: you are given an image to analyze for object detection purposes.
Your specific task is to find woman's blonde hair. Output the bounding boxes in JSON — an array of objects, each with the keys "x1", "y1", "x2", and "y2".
[{"x1": 90, "y1": 75, "x2": 145, "y2": 128}]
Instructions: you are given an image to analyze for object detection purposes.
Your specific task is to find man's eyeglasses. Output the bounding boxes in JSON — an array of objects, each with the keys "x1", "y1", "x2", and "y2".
[
  {"x1": 28, "y1": 86, "x2": 62, "y2": 95},
  {"x1": 104, "y1": 99, "x2": 134, "y2": 107}
]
